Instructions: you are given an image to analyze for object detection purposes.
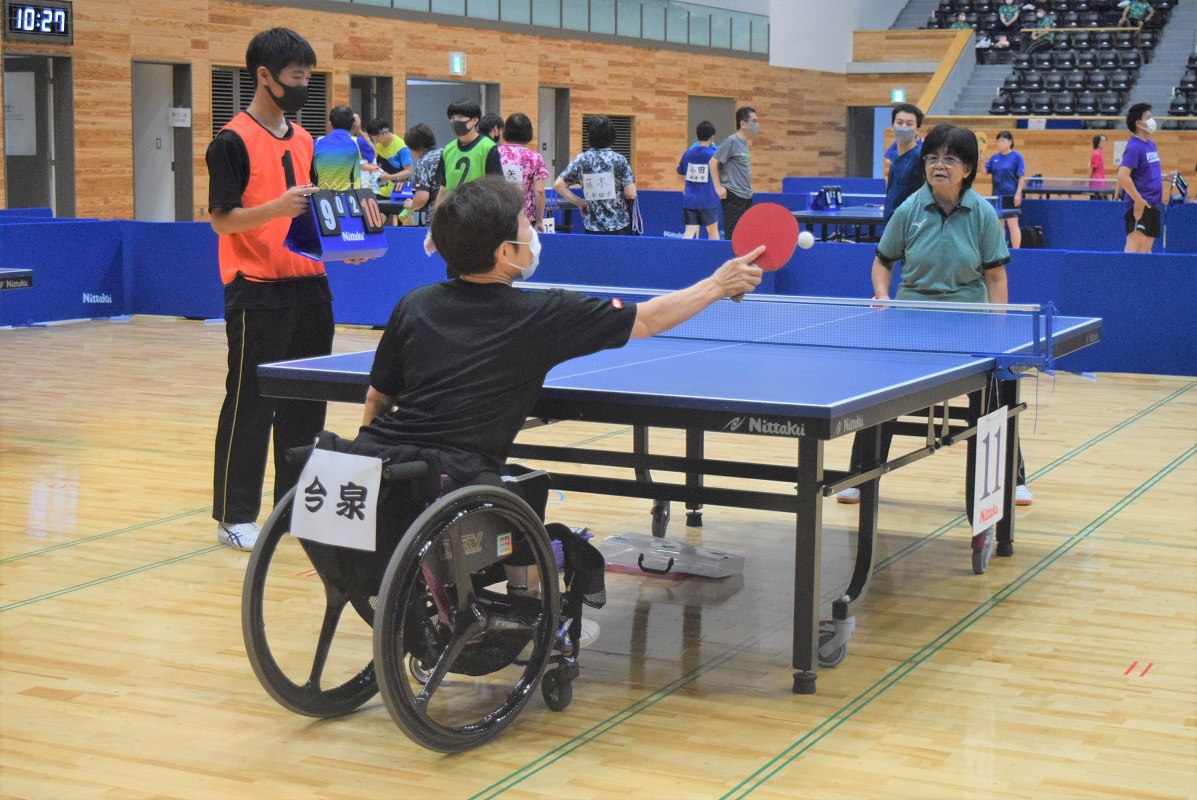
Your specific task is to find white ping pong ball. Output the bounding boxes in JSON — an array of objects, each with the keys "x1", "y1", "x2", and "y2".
[{"x1": 797, "y1": 231, "x2": 815, "y2": 250}]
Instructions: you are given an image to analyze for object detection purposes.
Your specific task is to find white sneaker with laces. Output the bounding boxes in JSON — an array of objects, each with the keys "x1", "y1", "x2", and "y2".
[
  {"x1": 836, "y1": 487, "x2": 861, "y2": 504},
  {"x1": 1015, "y1": 484, "x2": 1034, "y2": 506},
  {"x1": 217, "y1": 521, "x2": 260, "y2": 551}
]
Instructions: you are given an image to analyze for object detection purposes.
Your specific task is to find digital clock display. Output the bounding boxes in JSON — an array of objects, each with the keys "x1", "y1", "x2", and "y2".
[{"x1": 3, "y1": 0, "x2": 72, "y2": 44}]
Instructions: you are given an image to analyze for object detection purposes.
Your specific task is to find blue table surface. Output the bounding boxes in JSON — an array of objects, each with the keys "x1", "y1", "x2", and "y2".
[{"x1": 264, "y1": 305, "x2": 1099, "y2": 419}]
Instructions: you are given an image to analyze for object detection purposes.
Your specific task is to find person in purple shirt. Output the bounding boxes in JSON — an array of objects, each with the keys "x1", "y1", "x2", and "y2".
[{"x1": 1117, "y1": 103, "x2": 1164, "y2": 253}]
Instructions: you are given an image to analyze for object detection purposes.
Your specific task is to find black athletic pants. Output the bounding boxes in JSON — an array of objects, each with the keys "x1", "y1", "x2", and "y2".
[
  {"x1": 213, "y1": 302, "x2": 334, "y2": 524},
  {"x1": 721, "y1": 192, "x2": 753, "y2": 239}
]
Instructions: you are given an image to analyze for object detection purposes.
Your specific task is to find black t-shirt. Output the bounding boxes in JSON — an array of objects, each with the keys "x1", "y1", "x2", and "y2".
[{"x1": 357, "y1": 280, "x2": 637, "y2": 482}]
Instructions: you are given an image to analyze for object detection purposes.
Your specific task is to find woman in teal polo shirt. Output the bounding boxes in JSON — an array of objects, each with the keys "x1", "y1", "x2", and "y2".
[
  {"x1": 839, "y1": 122, "x2": 1032, "y2": 506},
  {"x1": 872, "y1": 122, "x2": 1010, "y2": 304}
]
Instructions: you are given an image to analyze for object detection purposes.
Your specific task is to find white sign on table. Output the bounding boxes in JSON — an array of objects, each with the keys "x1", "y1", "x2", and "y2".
[
  {"x1": 291, "y1": 448, "x2": 382, "y2": 552},
  {"x1": 972, "y1": 405, "x2": 1009, "y2": 535}
]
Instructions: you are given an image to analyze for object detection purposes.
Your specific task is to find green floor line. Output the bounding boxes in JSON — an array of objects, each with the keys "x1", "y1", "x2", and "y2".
[
  {"x1": 0, "y1": 545, "x2": 226, "y2": 613},
  {"x1": 474, "y1": 387, "x2": 1193, "y2": 797},
  {"x1": 721, "y1": 444, "x2": 1195, "y2": 799},
  {"x1": 872, "y1": 379, "x2": 1195, "y2": 571},
  {"x1": 0, "y1": 506, "x2": 216, "y2": 565}
]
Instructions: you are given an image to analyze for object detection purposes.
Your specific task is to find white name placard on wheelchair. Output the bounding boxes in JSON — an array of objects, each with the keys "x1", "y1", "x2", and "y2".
[
  {"x1": 291, "y1": 448, "x2": 383, "y2": 552},
  {"x1": 972, "y1": 406, "x2": 1008, "y2": 535}
]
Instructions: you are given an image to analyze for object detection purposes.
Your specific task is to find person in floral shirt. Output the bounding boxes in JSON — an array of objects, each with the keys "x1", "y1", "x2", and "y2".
[
  {"x1": 497, "y1": 113, "x2": 550, "y2": 230},
  {"x1": 554, "y1": 116, "x2": 637, "y2": 235}
]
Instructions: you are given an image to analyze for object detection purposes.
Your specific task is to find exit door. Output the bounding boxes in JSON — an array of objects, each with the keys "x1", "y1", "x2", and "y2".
[{"x1": 3, "y1": 54, "x2": 75, "y2": 215}]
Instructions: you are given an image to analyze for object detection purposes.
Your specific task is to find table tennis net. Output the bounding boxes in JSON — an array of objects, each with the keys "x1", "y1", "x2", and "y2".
[{"x1": 520, "y1": 283, "x2": 1049, "y2": 358}]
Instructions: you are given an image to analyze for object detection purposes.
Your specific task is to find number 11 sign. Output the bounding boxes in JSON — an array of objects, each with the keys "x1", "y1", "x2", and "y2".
[{"x1": 972, "y1": 406, "x2": 1008, "y2": 535}]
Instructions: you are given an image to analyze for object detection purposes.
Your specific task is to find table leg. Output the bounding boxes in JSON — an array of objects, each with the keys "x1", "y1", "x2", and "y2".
[
  {"x1": 685, "y1": 428, "x2": 704, "y2": 527},
  {"x1": 996, "y1": 379, "x2": 1019, "y2": 557},
  {"x1": 792, "y1": 437, "x2": 823, "y2": 694},
  {"x1": 634, "y1": 425, "x2": 671, "y2": 538}
]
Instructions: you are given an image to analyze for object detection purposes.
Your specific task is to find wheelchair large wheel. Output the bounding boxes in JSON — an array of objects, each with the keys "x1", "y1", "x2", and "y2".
[
  {"x1": 373, "y1": 486, "x2": 561, "y2": 753},
  {"x1": 242, "y1": 488, "x2": 378, "y2": 718}
]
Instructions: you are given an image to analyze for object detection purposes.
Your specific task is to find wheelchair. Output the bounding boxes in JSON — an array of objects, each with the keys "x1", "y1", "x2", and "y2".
[{"x1": 241, "y1": 435, "x2": 605, "y2": 753}]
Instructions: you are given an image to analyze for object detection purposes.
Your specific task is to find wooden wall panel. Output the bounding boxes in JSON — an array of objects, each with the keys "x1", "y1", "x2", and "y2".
[
  {"x1": 853, "y1": 30, "x2": 959, "y2": 63},
  {"x1": 924, "y1": 117, "x2": 1196, "y2": 195},
  {"x1": 2, "y1": 0, "x2": 849, "y2": 218}
]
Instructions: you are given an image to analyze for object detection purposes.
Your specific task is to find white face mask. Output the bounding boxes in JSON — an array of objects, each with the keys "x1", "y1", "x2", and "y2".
[
  {"x1": 505, "y1": 228, "x2": 541, "y2": 280},
  {"x1": 893, "y1": 126, "x2": 917, "y2": 143},
  {"x1": 1140, "y1": 117, "x2": 1157, "y2": 134}
]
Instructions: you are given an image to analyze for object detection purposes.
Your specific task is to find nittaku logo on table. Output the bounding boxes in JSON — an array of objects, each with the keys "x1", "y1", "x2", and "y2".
[
  {"x1": 82, "y1": 292, "x2": 113, "y2": 304},
  {"x1": 834, "y1": 415, "x2": 865, "y2": 436},
  {"x1": 724, "y1": 416, "x2": 806, "y2": 437}
]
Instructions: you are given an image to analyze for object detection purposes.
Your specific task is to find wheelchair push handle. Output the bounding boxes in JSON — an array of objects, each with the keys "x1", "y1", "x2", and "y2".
[{"x1": 284, "y1": 444, "x2": 429, "y2": 485}]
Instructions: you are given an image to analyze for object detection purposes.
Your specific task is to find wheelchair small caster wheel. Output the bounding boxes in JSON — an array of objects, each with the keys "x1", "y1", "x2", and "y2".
[
  {"x1": 541, "y1": 667, "x2": 573, "y2": 711},
  {"x1": 408, "y1": 653, "x2": 433, "y2": 685},
  {"x1": 818, "y1": 628, "x2": 847, "y2": 668}
]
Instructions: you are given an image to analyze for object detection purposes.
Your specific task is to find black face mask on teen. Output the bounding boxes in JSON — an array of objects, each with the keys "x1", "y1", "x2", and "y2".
[
  {"x1": 266, "y1": 71, "x2": 309, "y2": 114},
  {"x1": 451, "y1": 120, "x2": 473, "y2": 137}
]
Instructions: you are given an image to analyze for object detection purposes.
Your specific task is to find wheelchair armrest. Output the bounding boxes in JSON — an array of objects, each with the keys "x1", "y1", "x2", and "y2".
[
  {"x1": 285, "y1": 443, "x2": 427, "y2": 486},
  {"x1": 285, "y1": 444, "x2": 315, "y2": 464},
  {"x1": 383, "y1": 461, "x2": 429, "y2": 484}
]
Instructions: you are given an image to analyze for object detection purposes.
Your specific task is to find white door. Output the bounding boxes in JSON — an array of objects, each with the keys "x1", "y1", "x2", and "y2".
[{"x1": 132, "y1": 62, "x2": 175, "y2": 221}]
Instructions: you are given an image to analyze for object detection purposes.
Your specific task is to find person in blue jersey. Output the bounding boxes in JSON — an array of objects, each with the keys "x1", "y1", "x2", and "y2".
[
  {"x1": 984, "y1": 130, "x2": 1027, "y2": 248},
  {"x1": 883, "y1": 104, "x2": 925, "y2": 224},
  {"x1": 313, "y1": 105, "x2": 363, "y2": 190},
  {"x1": 676, "y1": 121, "x2": 722, "y2": 239}
]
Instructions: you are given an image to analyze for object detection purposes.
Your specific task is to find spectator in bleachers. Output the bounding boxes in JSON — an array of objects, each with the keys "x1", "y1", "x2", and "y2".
[
  {"x1": 1118, "y1": 0, "x2": 1155, "y2": 28},
  {"x1": 985, "y1": 131, "x2": 1027, "y2": 248},
  {"x1": 951, "y1": 11, "x2": 972, "y2": 30},
  {"x1": 1023, "y1": 4, "x2": 1055, "y2": 55},
  {"x1": 1117, "y1": 103, "x2": 1163, "y2": 253},
  {"x1": 1090, "y1": 134, "x2": 1107, "y2": 185},
  {"x1": 883, "y1": 103, "x2": 925, "y2": 224},
  {"x1": 993, "y1": 0, "x2": 1021, "y2": 48}
]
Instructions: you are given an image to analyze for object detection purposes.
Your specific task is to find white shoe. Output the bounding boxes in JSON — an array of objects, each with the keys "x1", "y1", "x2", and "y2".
[
  {"x1": 217, "y1": 521, "x2": 260, "y2": 551},
  {"x1": 836, "y1": 488, "x2": 861, "y2": 504},
  {"x1": 1015, "y1": 485, "x2": 1034, "y2": 506},
  {"x1": 578, "y1": 618, "x2": 600, "y2": 649}
]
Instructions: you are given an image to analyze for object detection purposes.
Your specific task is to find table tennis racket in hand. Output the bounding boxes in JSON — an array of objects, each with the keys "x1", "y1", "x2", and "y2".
[{"x1": 730, "y1": 202, "x2": 799, "y2": 302}]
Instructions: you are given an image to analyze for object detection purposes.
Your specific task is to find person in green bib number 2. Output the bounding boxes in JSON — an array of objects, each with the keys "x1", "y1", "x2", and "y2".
[{"x1": 424, "y1": 98, "x2": 504, "y2": 255}]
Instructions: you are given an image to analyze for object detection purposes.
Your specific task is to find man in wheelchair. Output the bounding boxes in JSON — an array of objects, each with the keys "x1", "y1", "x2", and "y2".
[{"x1": 244, "y1": 176, "x2": 764, "y2": 752}]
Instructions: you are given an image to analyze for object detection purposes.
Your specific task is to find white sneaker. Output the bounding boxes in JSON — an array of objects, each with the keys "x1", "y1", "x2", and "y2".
[
  {"x1": 217, "y1": 521, "x2": 260, "y2": 551},
  {"x1": 836, "y1": 488, "x2": 861, "y2": 504},
  {"x1": 1015, "y1": 485, "x2": 1034, "y2": 506},
  {"x1": 578, "y1": 618, "x2": 600, "y2": 649}
]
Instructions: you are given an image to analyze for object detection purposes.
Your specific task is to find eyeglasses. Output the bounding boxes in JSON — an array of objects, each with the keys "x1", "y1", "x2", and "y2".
[{"x1": 924, "y1": 155, "x2": 964, "y2": 168}]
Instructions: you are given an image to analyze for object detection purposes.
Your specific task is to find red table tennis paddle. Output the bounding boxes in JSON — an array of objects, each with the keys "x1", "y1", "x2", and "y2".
[{"x1": 729, "y1": 202, "x2": 799, "y2": 302}]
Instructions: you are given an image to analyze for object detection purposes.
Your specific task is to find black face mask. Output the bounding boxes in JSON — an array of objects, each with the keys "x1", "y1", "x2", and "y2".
[
  {"x1": 267, "y1": 71, "x2": 309, "y2": 114},
  {"x1": 451, "y1": 120, "x2": 472, "y2": 137}
]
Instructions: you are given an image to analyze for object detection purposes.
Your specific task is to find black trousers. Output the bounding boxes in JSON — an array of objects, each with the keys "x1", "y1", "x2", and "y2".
[
  {"x1": 848, "y1": 418, "x2": 1027, "y2": 486},
  {"x1": 721, "y1": 192, "x2": 753, "y2": 239},
  {"x1": 213, "y1": 302, "x2": 334, "y2": 524}
]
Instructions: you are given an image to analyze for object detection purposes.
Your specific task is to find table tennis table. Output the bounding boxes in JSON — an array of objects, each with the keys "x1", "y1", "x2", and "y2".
[
  {"x1": 257, "y1": 289, "x2": 1101, "y2": 694},
  {"x1": 793, "y1": 204, "x2": 1020, "y2": 242},
  {"x1": 0, "y1": 268, "x2": 33, "y2": 290},
  {"x1": 1021, "y1": 177, "x2": 1119, "y2": 200}
]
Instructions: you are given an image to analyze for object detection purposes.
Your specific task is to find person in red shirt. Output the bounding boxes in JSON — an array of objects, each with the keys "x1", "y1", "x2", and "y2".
[{"x1": 205, "y1": 28, "x2": 330, "y2": 550}]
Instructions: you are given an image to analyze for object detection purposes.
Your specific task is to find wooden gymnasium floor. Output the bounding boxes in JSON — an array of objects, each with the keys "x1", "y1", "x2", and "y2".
[{"x1": 1, "y1": 316, "x2": 1195, "y2": 800}]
